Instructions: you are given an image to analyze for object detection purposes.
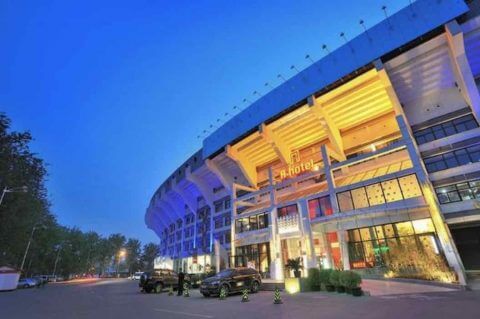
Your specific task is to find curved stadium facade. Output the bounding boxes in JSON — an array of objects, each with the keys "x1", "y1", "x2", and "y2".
[{"x1": 146, "y1": 0, "x2": 480, "y2": 284}]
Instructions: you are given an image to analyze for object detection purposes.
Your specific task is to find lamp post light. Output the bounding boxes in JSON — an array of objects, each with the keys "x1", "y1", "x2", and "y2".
[
  {"x1": 116, "y1": 249, "x2": 127, "y2": 277},
  {"x1": 0, "y1": 186, "x2": 28, "y2": 206}
]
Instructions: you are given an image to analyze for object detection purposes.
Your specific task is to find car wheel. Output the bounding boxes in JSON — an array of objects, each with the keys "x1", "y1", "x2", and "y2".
[
  {"x1": 154, "y1": 282, "x2": 163, "y2": 294},
  {"x1": 144, "y1": 287, "x2": 152, "y2": 293},
  {"x1": 250, "y1": 281, "x2": 260, "y2": 293},
  {"x1": 220, "y1": 284, "x2": 229, "y2": 296},
  {"x1": 23, "y1": 284, "x2": 29, "y2": 289},
  {"x1": 202, "y1": 293, "x2": 210, "y2": 298}
]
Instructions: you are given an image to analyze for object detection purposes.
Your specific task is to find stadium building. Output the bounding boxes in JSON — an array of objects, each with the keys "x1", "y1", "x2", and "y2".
[{"x1": 146, "y1": 0, "x2": 480, "y2": 285}]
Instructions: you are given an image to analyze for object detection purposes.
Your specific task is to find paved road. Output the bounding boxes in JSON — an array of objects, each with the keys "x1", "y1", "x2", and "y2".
[{"x1": 1, "y1": 279, "x2": 480, "y2": 319}]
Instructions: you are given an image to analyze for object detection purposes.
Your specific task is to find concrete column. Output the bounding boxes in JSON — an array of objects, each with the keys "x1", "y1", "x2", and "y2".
[
  {"x1": 267, "y1": 168, "x2": 283, "y2": 280},
  {"x1": 298, "y1": 199, "x2": 317, "y2": 269},
  {"x1": 445, "y1": 21, "x2": 480, "y2": 123},
  {"x1": 396, "y1": 114, "x2": 467, "y2": 285},
  {"x1": 321, "y1": 145, "x2": 339, "y2": 214},
  {"x1": 230, "y1": 184, "x2": 237, "y2": 267},
  {"x1": 319, "y1": 229, "x2": 333, "y2": 269},
  {"x1": 337, "y1": 230, "x2": 350, "y2": 270}
]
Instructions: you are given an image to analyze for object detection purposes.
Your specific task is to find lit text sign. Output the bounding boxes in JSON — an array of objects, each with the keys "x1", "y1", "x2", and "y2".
[{"x1": 279, "y1": 159, "x2": 314, "y2": 180}]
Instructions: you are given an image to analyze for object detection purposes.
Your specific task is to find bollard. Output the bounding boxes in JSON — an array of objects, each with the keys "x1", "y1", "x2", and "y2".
[
  {"x1": 219, "y1": 286, "x2": 227, "y2": 300},
  {"x1": 273, "y1": 286, "x2": 282, "y2": 304},
  {"x1": 168, "y1": 285, "x2": 174, "y2": 296},
  {"x1": 241, "y1": 288, "x2": 249, "y2": 302},
  {"x1": 183, "y1": 283, "x2": 190, "y2": 297}
]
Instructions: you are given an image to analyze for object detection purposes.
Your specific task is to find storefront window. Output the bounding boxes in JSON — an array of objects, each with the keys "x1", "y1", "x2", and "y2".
[
  {"x1": 347, "y1": 218, "x2": 439, "y2": 269},
  {"x1": 233, "y1": 243, "x2": 271, "y2": 278}
]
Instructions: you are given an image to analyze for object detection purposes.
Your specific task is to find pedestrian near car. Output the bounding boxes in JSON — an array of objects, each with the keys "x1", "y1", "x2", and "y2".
[{"x1": 177, "y1": 269, "x2": 185, "y2": 296}]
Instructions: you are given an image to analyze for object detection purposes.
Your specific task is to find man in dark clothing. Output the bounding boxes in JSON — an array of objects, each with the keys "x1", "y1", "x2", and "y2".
[{"x1": 177, "y1": 269, "x2": 185, "y2": 296}]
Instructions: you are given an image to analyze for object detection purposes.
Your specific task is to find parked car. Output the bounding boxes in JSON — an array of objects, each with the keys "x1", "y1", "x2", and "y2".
[
  {"x1": 17, "y1": 278, "x2": 39, "y2": 289},
  {"x1": 200, "y1": 268, "x2": 261, "y2": 297},
  {"x1": 33, "y1": 276, "x2": 48, "y2": 285},
  {"x1": 132, "y1": 272, "x2": 144, "y2": 280},
  {"x1": 139, "y1": 269, "x2": 188, "y2": 293}
]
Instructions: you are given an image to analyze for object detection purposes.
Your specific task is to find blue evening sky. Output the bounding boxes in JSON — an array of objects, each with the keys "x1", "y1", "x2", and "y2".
[{"x1": 0, "y1": 0, "x2": 411, "y2": 244}]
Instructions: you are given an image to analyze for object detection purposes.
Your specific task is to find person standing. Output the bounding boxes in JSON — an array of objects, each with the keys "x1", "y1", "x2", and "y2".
[{"x1": 177, "y1": 269, "x2": 185, "y2": 296}]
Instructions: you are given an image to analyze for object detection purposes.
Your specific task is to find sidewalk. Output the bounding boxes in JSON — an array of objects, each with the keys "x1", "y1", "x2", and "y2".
[{"x1": 361, "y1": 279, "x2": 457, "y2": 296}]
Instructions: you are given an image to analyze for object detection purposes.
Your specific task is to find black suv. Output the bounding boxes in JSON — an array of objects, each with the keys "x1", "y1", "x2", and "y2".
[
  {"x1": 200, "y1": 268, "x2": 261, "y2": 297},
  {"x1": 139, "y1": 269, "x2": 188, "y2": 293}
]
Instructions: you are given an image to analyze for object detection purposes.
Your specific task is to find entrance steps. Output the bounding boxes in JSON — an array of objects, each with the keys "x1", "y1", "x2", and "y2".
[{"x1": 260, "y1": 279, "x2": 284, "y2": 291}]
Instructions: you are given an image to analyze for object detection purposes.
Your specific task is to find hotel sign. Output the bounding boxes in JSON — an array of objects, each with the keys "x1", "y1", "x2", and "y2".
[{"x1": 279, "y1": 150, "x2": 315, "y2": 180}]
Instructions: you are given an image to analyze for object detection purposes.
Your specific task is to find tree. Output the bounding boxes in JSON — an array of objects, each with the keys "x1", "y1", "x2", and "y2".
[
  {"x1": 141, "y1": 243, "x2": 159, "y2": 271},
  {"x1": 125, "y1": 238, "x2": 141, "y2": 274},
  {"x1": 0, "y1": 113, "x2": 147, "y2": 279}
]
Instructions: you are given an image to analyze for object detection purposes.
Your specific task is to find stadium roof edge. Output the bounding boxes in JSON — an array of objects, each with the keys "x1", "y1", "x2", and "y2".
[{"x1": 202, "y1": 0, "x2": 469, "y2": 159}]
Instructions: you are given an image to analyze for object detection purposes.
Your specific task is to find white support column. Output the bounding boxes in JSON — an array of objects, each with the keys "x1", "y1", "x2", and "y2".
[
  {"x1": 226, "y1": 145, "x2": 258, "y2": 187},
  {"x1": 337, "y1": 230, "x2": 350, "y2": 271},
  {"x1": 259, "y1": 123, "x2": 291, "y2": 165},
  {"x1": 374, "y1": 59, "x2": 406, "y2": 117},
  {"x1": 320, "y1": 145, "x2": 340, "y2": 214},
  {"x1": 309, "y1": 95, "x2": 346, "y2": 162},
  {"x1": 205, "y1": 159, "x2": 233, "y2": 192},
  {"x1": 319, "y1": 228, "x2": 333, "y2": 269},
  {"x1": 186, "y1": 167, "x2": 215, "y2": 253},
  {"x1": 267, "y1": 168, "x2": 283, "y2": 281},
  {"x1": 298, "y1": 199, "x2": 317, "y2": 269},
  {"x1": 445, "y1": 21, "x2": 480, "y2": 122},
  {"x1": 396, "y1": 115, "x2": 467, "y2": 285}
]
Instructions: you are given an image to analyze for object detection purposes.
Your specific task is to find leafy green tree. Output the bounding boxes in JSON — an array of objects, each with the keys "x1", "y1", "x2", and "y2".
[
  {"x1": 141, "y1": 243, "x2": 159, "y2": 271},
  {"x1": 125, "y1": 238, "x2": 142, "y2": 274}
]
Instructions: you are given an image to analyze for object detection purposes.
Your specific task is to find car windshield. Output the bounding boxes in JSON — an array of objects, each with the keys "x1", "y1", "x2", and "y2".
[{"x1": 215, "y1": 269, "x2": 233, "y2": 278}]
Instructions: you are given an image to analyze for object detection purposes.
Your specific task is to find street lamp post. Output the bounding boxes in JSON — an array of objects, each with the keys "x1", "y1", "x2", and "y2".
[
  {"x1": 20, "y1": 224, "x2": 46, "y2": 272},
  {"x1": 52, "y1": 244, "x2": 62, "y2": 279},
  {"x1": 0, "y1": 186, "x2": 28, "y2": 206},
  {"x1": 116, "y1": 249, "x2": 126, "y2": 278}
]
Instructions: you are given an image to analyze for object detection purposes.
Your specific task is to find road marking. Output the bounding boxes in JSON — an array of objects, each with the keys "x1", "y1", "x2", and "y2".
[{"x1": 154, "y1": 308, "x2": 214, "y2": 318}]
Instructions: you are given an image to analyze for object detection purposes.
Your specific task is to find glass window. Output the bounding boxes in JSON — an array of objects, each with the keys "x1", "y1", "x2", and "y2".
[
  {"x1": 383, "y1": 224, "x2": 395, "y2": 238},
  {"x1": 337, "y1": 191, "x2": 354, "y2": 212},
  {"x1": 308, "y1": 198, "x2": 321, "y2": 219},
  {"x1": 395, "y1": 222, "x2": 414, "y2": 236},
  {"x1": 249, "y1": 215, "x2": 258, "y2": 231},
  {"x1": 351, "y1": 187, "x2": 369, "y2": 209},
  {"x1": 468, "y1": 145, "x2": 480, "y2": 162},
  {"x1": 359, "y1": 228, "x2": 372, "y2": 241},
  {"x1": 348, "y1": 229, "x2": 362, "y2": 242},
  {"x1": 398, "y1": 174, "x2": 422, "y2": 199},
  {"x1": 366, "y1": 183, "x2": 386, "y2": 206},
  {"x1": 454, "y1": 149, "x2": 470, "y2": 166},
  {"x1": 381, "y1": 178, "x2": 404, "y2": 202},
  {"x1": 412, "y1": 219, "x2": 435, "y2": 234}
]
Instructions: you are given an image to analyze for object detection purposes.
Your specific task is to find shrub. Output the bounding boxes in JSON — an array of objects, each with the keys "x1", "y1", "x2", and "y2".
[
  {"x1": 340, "y1": 271, "x2": 362, "y2": 289},
  {"x1": 383, "y1": 239, "x2": 457, "y2": 283},
  {"x1": 329, "y1": 270, "x2": 342, "y2": 287},
  {"x1": 319, "y1": 269, "x2": 333, "y2": 287},
  {"x1": 307, "y1": 268, "x2": 321, "y2": 290}
]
